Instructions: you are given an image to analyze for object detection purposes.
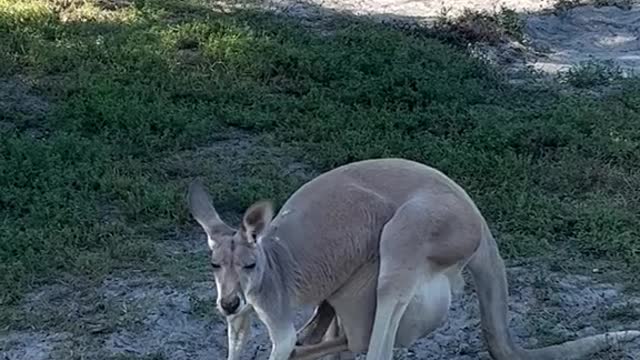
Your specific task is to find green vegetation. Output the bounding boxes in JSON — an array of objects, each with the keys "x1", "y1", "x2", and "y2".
[
  {"x1": 561, "y1": 60, "x2": 624, "y2": 88},
  {"x1": 436, "y1": 6, "x2": 524, "y2": 43},
  {"x1": 1, "y1": 0, "x2": 639, "y2": 309}
]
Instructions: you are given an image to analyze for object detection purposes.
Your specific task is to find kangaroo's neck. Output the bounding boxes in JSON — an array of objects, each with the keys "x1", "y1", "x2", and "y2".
[{"x1": 257, "y1": 235, "x2": 301, "y2": 305}]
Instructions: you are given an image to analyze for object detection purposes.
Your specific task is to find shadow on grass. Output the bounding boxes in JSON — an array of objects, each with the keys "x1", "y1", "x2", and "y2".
[{"x1": 0, "y1": 0, "x2": 639, "y2": 308}]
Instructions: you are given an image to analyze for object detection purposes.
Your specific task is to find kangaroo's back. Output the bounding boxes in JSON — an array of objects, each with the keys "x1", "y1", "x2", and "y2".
[{"x1": 265, "y1": 158, "x2": 482, "y2": 303}]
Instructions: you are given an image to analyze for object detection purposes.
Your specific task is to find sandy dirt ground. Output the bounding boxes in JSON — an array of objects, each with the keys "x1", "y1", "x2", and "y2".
[
  {"x1": 525, "y1": 5, "x2": 640, "y2": 75},
  {"x1": 2, "y1": 259, "x2": 639, "y2": 359},
  {"x1": 260, "y1": 0, "x2": 640, "y2": 76},
  {"x1": 268, "y1": 0, "x2": 557, "y2": 19}
]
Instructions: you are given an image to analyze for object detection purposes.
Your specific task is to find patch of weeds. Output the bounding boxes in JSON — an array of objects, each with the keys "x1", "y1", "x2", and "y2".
[
  {"x1": 560, "y1": 60, "x2": 624, "y2": 88},
  {"x1": 2, "y1": 281, "x2": 147, "y2": 334},
  {"x1": 435, "y1": 6, "x2": 524, "y2": 44},
  {"x1": 552, "y1": 0, "x2": 633, "y2": 13},
  {"x1": 524, "y1": 310, "x2": 566, "y2": 347},
  {"x1": 530, "y1": 273, "x2": 564, "y2": 308},
  {"x1": 592, "y1": 0, "x2": 633, "y2": 9},
  {"x1": 605, "y1": 302, "x2": 640, "y2": 322},
  {"x1": 188, "y1": 294, "x2": 219, "y2": 321},
  {"x1": 552, "y1": 0, "x2": 583, "y2": 14},
  {"x1": 495, "y1": 8, "x2": 523, "y2": 39},
  {"x1": 44, "y1": 0, "x2": 135, "y2": 22}
]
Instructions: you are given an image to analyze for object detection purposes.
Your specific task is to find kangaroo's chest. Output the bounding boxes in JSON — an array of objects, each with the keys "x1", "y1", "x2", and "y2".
[
  {"x1": 291, "y1": 230, "x2": 381, "y2": 304},
  {"x1": 273, "y1": 185, "x2": 395, "y2": 305}
]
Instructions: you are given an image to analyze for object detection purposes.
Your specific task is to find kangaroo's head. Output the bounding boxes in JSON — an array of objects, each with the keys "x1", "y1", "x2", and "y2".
[{"x1": 187, "y1": 179, "x2": 273, "y2": 317}]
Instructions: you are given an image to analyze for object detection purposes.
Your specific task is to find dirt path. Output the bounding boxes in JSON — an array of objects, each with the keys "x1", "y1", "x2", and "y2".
[
  {"x1": 267, "y1": 0, "x2": 556, "y2": 19},
  {"x1": 2, "y1": 259, "x2": 639, "y2": 359},
  {"x1": 525, "y1": 4, "x2": 640, "y2": 75},
  {"x1": 262, "y1": 0, "x2": 640, "y2": 77}
]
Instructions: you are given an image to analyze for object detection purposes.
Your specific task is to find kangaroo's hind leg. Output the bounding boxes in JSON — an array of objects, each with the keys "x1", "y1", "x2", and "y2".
[
  {"x1": 365, "y1": 195, "x2": 474, "y2": 360},
  {"x1": 394, "y1": 271, "x2": 453, "y2": 348},
  {"x1": 364, "y1": 200, "x2": 428, "y2": 360}
]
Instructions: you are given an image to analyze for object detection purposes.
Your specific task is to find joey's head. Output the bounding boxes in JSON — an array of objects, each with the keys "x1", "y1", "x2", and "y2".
[{"x1": 187, "y1": 179, "x2": 274, "y2": 317}]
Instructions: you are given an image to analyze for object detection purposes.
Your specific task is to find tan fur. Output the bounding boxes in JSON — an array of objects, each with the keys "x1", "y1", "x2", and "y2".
[{"x1": 187, "y1": 158, "x2": 639, "y2": 360}]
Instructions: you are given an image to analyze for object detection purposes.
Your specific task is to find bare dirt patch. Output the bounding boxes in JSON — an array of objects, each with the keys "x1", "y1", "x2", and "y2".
[
  {"x1": 249, "y1": 0, "x2": 640, "y2": 79},
  {"x1": 0, "y1": 77, "x2": 50, "y2": 138},
  {"x1": 524, "y1": 4, "x2": 640, "y2": 75},
  {"x1": 163, "y1": 130, "x2": 317, "y2": 182},
  {"x1": 264, "y1": 0, "x2": 556, "y2": 20},
  {"x1": 2, "y1": 262, "x2": 638, "y2": 359}
]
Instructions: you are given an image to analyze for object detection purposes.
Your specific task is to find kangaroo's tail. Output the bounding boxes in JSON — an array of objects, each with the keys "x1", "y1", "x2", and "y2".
[{"x1": 466, "y1": 225, "x2": 639, "y2": 360}]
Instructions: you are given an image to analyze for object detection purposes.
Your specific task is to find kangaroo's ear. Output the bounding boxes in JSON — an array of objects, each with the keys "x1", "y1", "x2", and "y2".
[
  {"x1": 241, "y1": 200, "x2": 274, "y2": 244},
  {"x1": 187, "y1": 179, "x2": 232, "y2": 249}
]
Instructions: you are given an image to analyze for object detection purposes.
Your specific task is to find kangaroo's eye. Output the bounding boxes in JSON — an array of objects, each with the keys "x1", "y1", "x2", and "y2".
[
  {"x1": 244, "y1": 263, "x2": 256, "y2": 270},
  {"x1": 211, "y1": 262, "x2": 221, "y2": 269}
]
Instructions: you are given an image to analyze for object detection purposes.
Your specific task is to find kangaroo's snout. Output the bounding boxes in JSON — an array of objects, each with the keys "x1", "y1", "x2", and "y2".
[{"x1": 220, "y1": 295, "x2": 241, "y2": 315}]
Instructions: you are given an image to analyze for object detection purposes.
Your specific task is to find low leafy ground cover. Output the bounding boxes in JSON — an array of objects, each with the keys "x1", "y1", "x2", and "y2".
[{"x1": 1, "y1": 0, "x2": 639, "y2": 314}]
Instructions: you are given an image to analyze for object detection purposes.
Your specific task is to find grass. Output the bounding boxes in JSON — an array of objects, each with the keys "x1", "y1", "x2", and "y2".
[
  {"x1": 0, "y1": 0, "x2": 639, "y2": 311},
  {"x1": 561, "y1": 60, "x2": 625, "y2": 88}
]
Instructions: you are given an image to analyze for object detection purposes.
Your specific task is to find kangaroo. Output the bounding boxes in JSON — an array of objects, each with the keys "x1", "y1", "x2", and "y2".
[{"x1": 187, "y1": 158, "x2": 639, "y2": 360}]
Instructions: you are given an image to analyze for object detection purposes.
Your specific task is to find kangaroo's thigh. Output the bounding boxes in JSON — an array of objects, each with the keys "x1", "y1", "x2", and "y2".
[
  {"x1": 328, "y1": 268, "x2": 454, "y2": 354},
  {"x1": 330, "y1": 271, "x2": 453, "y2": 352},
  {"x1": 395, "y1": 272, "x2": 452, "y2": 348}
]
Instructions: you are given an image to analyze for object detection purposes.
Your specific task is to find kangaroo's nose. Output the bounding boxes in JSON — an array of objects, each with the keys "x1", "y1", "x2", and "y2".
[{"x1": 220, "y1": 296, "x2": 241, "y2": 314}]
